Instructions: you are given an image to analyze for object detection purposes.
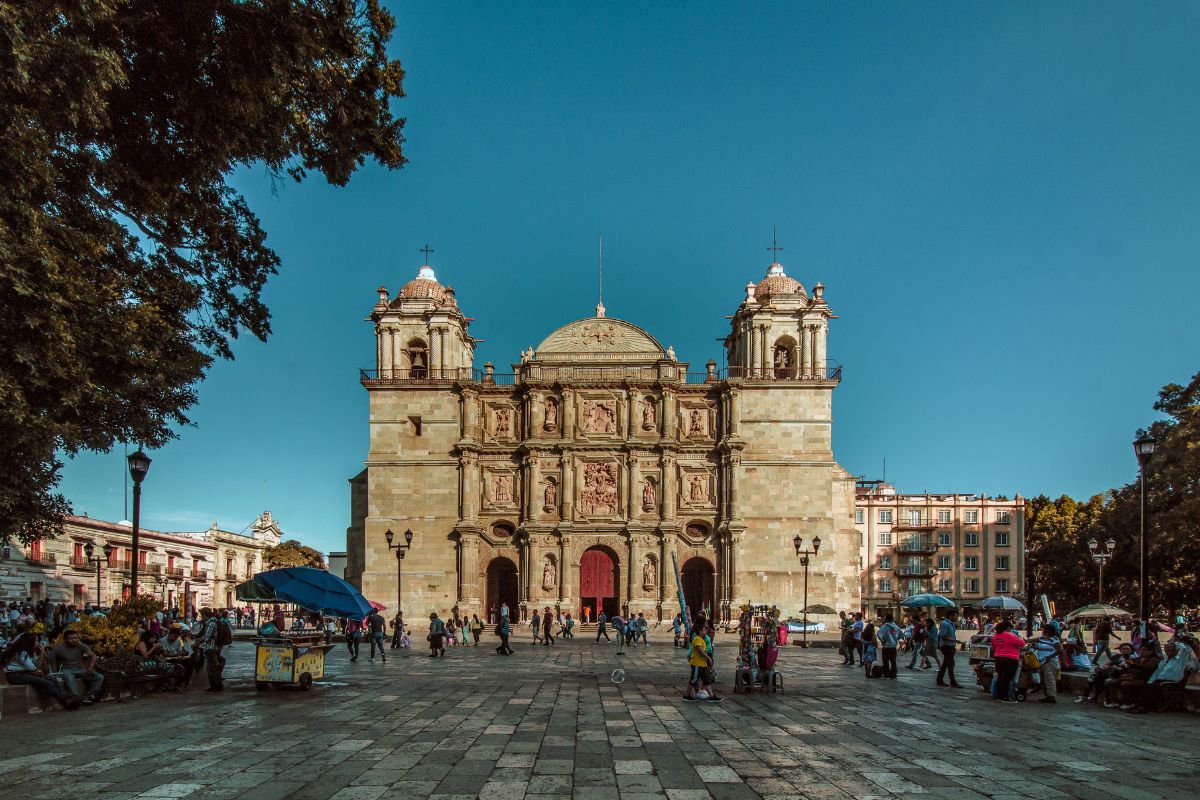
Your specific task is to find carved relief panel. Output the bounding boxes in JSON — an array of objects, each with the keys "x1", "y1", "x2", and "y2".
[
  {"x1": 482, "y1": 465, "x2": 518, "y2": 512},
  {"x1": 484, "y1": 402, "x2": 518, "y2": 443},
  {"x1": 577, "y1": 460, "x2": 620, "y2": 518},
  {"x1": 677, "y1": 464, "x2": 715, "y2": 510},
  {"x1": 577, "y1": 392, "x2": 622, "y2": 438},
  {"x1": 681, "y1": 400, "x2": 715, "y2": 440}
]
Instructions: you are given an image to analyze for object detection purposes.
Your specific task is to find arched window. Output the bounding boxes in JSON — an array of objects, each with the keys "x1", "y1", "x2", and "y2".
[
  {"x1": 406, "y1": 339, "x2": 428, "y2": 378},
  {"x1": 773, "y1": 336, "x2": 798, "y2": 379}
]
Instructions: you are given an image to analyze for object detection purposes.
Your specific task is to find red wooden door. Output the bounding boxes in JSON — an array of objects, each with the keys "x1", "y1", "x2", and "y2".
[{"x1": 580, "y1": 549, "x2": 615, "y2": 598}]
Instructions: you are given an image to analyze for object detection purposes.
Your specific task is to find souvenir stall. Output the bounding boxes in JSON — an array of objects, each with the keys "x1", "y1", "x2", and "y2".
[{"x1": 734, "y1": 604, "x2": 784, "y2": 693}]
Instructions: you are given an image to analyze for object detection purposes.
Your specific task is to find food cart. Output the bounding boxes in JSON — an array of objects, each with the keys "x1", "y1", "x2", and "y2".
[{"x1": 253, "y1": 631, "x2": 333, "y2": 691}]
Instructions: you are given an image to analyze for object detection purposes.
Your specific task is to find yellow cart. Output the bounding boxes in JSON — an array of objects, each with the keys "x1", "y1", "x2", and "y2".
[{"x1": 252, "y1": 633, "x2": 334, "y2": 692}]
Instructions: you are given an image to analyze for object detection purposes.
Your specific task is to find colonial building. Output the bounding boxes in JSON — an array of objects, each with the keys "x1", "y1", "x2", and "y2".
[
  {"x1": 346, "y1": 257, "x2": 863, "y2": 623},
  {"x1": 0, "y1": 511, "x2": 283, "y2": 611},
  {"x1": 854, "y1": 480, "x2": 1026, "y2": 618}
]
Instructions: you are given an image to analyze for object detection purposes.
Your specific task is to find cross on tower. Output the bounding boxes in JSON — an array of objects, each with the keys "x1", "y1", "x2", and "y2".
[
  {"x1": 419, "y1": 244, "x2": 434, "y2": 264},
  {"x1": 767, "y1": 227, "x2": 783, "y2": 262}
]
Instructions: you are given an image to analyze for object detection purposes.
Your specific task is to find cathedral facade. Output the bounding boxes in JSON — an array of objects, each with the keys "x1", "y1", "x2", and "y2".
[{"x1": 345, "y1": 260, "x2": 862, "y2": 624}]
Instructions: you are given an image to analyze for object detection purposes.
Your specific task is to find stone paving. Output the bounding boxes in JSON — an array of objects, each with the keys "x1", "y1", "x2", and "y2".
[{"x1": 0, "y1": 631, "x2": 1195, "y2": 800}]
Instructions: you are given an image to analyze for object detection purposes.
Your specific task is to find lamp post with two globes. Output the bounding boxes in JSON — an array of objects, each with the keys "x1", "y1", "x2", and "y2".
[
  {"x1": 1132, "y1": 433, "x2": 1156, "y2": 622},
  {"x1": 384, "y1": 528, "x2": 414, "y2": 613},
  {"x1": 792, "y1": 534, "x2": 821, "y2": 648},
  {"x1": 83, "y1": 541, "x2": 114, "y2": 608},
  {"x1": 1087, "y1": 537, "x2": 1116, "y2": 604},
  {"x1": 126, "y1": 449, "x2": 152, "y2": 598}
]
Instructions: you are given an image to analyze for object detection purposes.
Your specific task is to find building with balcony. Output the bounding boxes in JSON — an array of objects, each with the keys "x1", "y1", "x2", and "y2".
[
  {"x1": 854, "y1": 480, "x2": 1025, "y2": 618},
  {"x1": 0, "y1": 510, "x2": 284, "y2": 613}
]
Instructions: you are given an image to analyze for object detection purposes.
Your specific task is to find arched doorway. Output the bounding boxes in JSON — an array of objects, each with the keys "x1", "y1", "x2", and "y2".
[
  {"x1": 580, "y1": 546, "x2": 620, "y2": 621},
  {"x1": 485, "y1": 557, "x2": 518, "y2": 624},
  {"x1": 681, "y1": 557, "x2": 715, "y2": 623}
]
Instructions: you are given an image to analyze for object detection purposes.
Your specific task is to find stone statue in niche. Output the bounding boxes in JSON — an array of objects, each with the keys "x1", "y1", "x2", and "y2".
[
  {"x1": 492, "y1": 407, "x2": 512, "y2": 438},
  {"x1": 641, "y1": 396, "x2": 656, "y2": 429},
  {"x1": 542, "y1": 558, "x2": 556, "y2": 589},
  {"x1": 583, "y1": 400, "x2": 617, "y2": 434},
  {"x1": 579, "y1": 462, "x2": 618, "y2": 515},
  {"x1": 666, "y1": 345, "x2": 676, "y2": 361},
  {"x1": 686, "y1": 523, "x2": 707, "y2": 539},
  {"x1": 642, "y1": 556, "x2": 657, "y2": 588},
  {"x1": 687, "y1": 408, "x2": 706, "y2": 436},
  {"x1": 688, "y1": 474, "x2": 708, "y2": 502},
  {"x1": 543, "y1": 480, "x2": 557, "y2": 511},
  {"x1": 641, "y1": 477, "x2": 656, "y2": 511},
  {"x1": 492, "y1": 473, "x2": 513, "y2": 504},
  {"x1": 543, "y1": 396, "x2": 558, "y2": 430}
]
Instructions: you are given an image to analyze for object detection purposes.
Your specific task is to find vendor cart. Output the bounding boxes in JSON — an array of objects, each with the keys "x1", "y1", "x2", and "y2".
[
  {"x1": 734, "y1": 604, "x2": 784, "y2": 693},
  {"x1": 252, "y1": 632, "x2": 334, "y2": 691}
]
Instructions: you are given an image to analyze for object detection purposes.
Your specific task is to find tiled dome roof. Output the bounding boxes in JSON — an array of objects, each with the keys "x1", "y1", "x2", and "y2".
[
  {"x1": 754, "y1": 263, "x2": 806, "y2": 304},
  {"x1": 396, "y1": 265, "x2": 447, "y2": 303}
]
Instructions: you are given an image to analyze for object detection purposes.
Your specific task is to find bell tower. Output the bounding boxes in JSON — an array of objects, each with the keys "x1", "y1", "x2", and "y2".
[
  {"x1": 371, "y1": 258, "x2": 475, "y2": 379},
  {"x1": 725, "y1": 260, "x2": 832, "y2": 379}
]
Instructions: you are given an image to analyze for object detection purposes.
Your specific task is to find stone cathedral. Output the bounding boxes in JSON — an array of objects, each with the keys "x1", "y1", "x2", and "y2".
[{"x1": 345, "y1": 258, "x2": 862, "y2": 624}]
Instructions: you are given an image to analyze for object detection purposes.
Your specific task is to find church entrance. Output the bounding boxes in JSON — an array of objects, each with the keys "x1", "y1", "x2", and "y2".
[
  {"x1": 579, "y1": 546, "x2": 620, "y2": 621},
  {"x1": 681, "y1": 557, "x2": 715, "y2": 622},
  {"x1": 485, "y1": 557, "x2": 518, "y2": 624}
]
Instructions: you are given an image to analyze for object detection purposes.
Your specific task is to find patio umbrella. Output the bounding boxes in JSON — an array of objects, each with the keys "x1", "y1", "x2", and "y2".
[
  {"x1": 899, "y1": 593, "x2": 955, "y2": 608},
  {"x1": 368, "y1": 599, "x2": 388, "y2": 612},
  {"x1": 977, "y1": 596, "x2": 1026, "y2": 612},
  {"x1": 234, "y1": 578, "x2": 277, "y2": 602},
  {"x1": 802, "y1": 603, "x2": 837, "y2": 614},
  {"x1": 248, "y1": 567, "x2": 373, "y2": 619},
  {"x1": 1065, "y1": 603, "x2": 1132, "y2": 621}
]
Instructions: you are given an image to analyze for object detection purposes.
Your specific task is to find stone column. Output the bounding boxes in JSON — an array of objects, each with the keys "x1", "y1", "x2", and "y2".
[
  {"x1": 748, "y1": 324, "x2": 758, "y2": 375},
  {"x1": 759, "y1": 325, "x2": 769, "y2": 372},
  {"x1": 809, "y1": 325, "x2": 818, "y2": 377},
  {"x1": 658, "y1": 535, "x2": 667, "y2": 619},
  {"x1": 461, "y1": 533, "x2": 480, "y2": 609},
  {"x1": 730, "y1": 532, "x2": 742, "y2": 608},
  {"x1": 526, "y1": 456, "x2": 540, "y2": 520},
  {"x1": 628, "y1": 455, "x2": 640, "y2": 521},
  {"x1": 375, "y1": 325, "x2": 384, "y2": 374},
  {"x1": 626, "y1": 535, "x2": 635, "y2": 613},
  {"x1": 662, "y1": 455, "x2": 676, "y2": 520},
  {"x1": 463, "y1": 453, "x2": 480, "y2": 521},
  {"x1": 816, "y1": 322, "x2": 828, "y2": 377},
  {"x1": 662, "y1": 389, "x2": 676, "y2": 438},
  {"x1": 728, "y1": 453, "x2": 741, "y2": 520},
  {"x1": 800, "y1": 325, "x2": 811, "y2": 377},
  {"x1": 563, "y1": 388, "x2": 576, "y2": 436},
  {"x1": 622, "y1": 454, "x2": 633, "y2": 521},
  {"x1": 627, "y1": 392, "x2": 637, "y2": 438},
  {"x1": 561, "y1": 453, "x2": 575, "y2": 521},
  {"x1": 728, "y1": 389, "x2": 740, "y2": 436}
]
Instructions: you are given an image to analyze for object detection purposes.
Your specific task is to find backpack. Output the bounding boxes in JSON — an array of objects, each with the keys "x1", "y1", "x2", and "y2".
[{"x1": 216, "y1": 619, "x2": 233, "y2": 647}]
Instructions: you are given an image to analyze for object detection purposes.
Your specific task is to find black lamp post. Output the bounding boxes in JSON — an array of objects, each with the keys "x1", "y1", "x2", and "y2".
[
  {"x1": 793, "y1": 534, "x2": 821, "y2": 648},
  {"x1": 384, "y1": 528, "x2": 414, "y2": 614},
  {"x1": 1133, "y1": 433, "x2": 1156, "y2": 622},
  {"x1": 126, "y1": 449, "x2": 152, "y2": 598},
  {"x1": 1087, "y1": 537, "x2": 1116, "y2": 604},
  {"x1": 83, "y1": 541, "x2": 115, "y2": 607}
]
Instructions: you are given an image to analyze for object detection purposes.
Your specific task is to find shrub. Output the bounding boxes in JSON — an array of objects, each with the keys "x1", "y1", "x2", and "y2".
[
  {"x1": 57, "y1": 616, "x2": 138, "y2": 657},
  {"x1": 110, "y1": 594, "x2": 163, "y2": 626}
]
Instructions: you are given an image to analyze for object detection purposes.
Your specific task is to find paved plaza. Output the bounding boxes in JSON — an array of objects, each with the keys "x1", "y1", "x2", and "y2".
[{"x1": 0, "y1": 632, "x2": 1195, "y2": 800}]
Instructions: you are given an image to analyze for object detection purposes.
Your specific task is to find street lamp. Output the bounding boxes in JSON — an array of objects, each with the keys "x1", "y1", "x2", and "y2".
[
  {"x1": 384, "y1": 528, "x2": 414, "y2": 614},
  {"x1": 1132, "y1": 432, "x2": 1156, "y2": 622},
  {"x1": 1087, "y1": 537, "x2": 1116, "y2": 604},
  {"x1": 126, "y1": 448, "x2": 152, "y2": 598},
  {"x1": 793, "y1": 534, "x2": 821, "y2": 648},
  {"x1": 83, "y1": 541, "x2": 115, "y2": 607}
]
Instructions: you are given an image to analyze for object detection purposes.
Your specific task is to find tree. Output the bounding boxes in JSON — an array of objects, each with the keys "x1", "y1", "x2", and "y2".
[
  {"x1": 1023, "y1": 493, "x2": 1107, "y2": 612},
  {"x1": 264, "y1": 539, "x2": 327, "y2": 570},
  {"x1": 0, "y1": 1, "x2": 405, "y2": 544}
]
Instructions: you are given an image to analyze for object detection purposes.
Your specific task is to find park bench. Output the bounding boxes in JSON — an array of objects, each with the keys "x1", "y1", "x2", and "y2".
[{"x1": 94, "y1": 651, "x2": 182, "y2": 700}]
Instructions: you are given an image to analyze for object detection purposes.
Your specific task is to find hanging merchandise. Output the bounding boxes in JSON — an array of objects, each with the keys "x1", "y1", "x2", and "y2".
[{"x1": 734, "y1": 603, "x2": 784, "y2": 693}]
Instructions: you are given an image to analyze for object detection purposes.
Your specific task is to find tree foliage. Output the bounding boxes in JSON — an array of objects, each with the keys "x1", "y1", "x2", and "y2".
[
  {"x1": 0, "y1": 1, "x2": 406, "y2": 544},
  {"x1": 1026, "y1": 370, "x2": 1200, "y2": 615},
  {"x1": 264, "y1": 539, "x2": 326, "y2": 570}
]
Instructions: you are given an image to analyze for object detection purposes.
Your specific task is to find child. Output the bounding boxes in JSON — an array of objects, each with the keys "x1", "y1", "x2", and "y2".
[
  {"x1": 683, "y1": 624, "x2": 721, "y2": 703},
  {"x1": 862, "y1": 621, "x2": 878, "y2": 678}
]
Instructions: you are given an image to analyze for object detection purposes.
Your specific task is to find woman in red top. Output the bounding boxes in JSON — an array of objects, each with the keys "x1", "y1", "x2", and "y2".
[{"x1": 991, "y1": 620, "x2": 1025, "y2": 702}]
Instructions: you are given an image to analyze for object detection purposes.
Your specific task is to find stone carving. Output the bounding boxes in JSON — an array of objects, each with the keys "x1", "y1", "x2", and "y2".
[
  {"x1": 580, "y1": 462, "x2": 619, "y2": 515},
  {"x1": 642, "y1": 556, "x2": 657, "y2": 589},
  {"x1": 582, "y1": 399, "x2": 617, "y2": 434},
  {"x1": 641, "y1": 396, "x2": 656, "y2": 429},
  {"x1": 666, "y1": 345, "x2": 676, "y2": 361},
  {"x1": 774, "y1": 345, "x2": 791, "y2": 370},
  {"x1": 521, "y1": 346, "x2": 534, "y2": 363},
  {"x1": 536, "y1": 319, "x2": 664, "y2": 355},
  {"x1": 542, "y1": 557, "x2": 556, "y2": 589},
  {"x1": 687, "y1": 408, "x2": 707, "y2": 436},
  {"x1": 686, "y1": 523, "x2": 708, "y2": 540},
  {"x1": 491, "y1": 407, "x2": 512, "y2": 438},
  {"x1": 543, "y1": 396, "x2": 558, "y2": 430},
  {"x1": 688, "y1": 474, "x2": 708, "y2": 503},
  {"x1": 491, "y1": 473, "x2": 514, "y2": 505},
  {"x1": 641, "y1": 477, "x2": 656, "y2": 511},
  {"x1": 543, "y1": 480, "x2": 557, "y2": 511}
]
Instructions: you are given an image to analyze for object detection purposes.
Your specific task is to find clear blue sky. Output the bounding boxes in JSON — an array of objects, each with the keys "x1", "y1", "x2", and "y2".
[{"x1": 59, "y1": 2, "x2": 1200, "y2": 553}]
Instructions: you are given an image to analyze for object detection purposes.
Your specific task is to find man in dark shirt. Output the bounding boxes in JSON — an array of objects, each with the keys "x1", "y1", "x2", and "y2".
[
  {"x1": 1104, "y1": 643, "x2": 1159, "y2": 708},
  {"x1": 51, "y1": 629, "x2": 103, "y2": 704},
  {"x1": 367, "y1": 609, "x2": 387, "y2": 663},
  {"x1": 1093, "y1": 617, "x2": 1116, "y2": 664}
]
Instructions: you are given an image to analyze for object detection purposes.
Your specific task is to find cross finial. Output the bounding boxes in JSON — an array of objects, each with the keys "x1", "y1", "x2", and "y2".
[
  {"x1": 419, "y1": 244, "x2": 434, "y2": 264},
  {"x1": 767, "y1": 226, "x2": 783, "y2": 262}
]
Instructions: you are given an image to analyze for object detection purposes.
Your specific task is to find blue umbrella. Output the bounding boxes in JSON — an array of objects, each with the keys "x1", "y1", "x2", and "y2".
[
  {"x1": 977, "y1": 596, "x2": 1026, "y2": 612},
  {"x1": 250, "y1": 567, "x2": 373, "y2": 619},
  {"x1": 899, "y1": 593, "x2": 956, "y2": 608}
]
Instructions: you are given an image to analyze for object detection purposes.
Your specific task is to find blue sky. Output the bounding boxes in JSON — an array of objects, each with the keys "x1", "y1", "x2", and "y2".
[{"x1": 59, "y1": 2, "x2": 1200, "y2": 553}]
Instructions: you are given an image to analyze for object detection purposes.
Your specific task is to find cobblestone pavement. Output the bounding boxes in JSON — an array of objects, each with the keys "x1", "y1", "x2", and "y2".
[{"x1": 0, "y1": 632, "x2": 1195, "y2": 800}]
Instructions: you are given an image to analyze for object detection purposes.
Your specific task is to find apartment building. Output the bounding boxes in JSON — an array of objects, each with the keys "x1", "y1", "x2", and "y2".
[{"x1": 854, "y1": 480, "x2": 1025, "y2": 618}]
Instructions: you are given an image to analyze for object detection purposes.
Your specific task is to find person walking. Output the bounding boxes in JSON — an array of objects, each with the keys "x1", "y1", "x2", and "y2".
[
  {"x1": 367, "y1": 609, "x2": 387, "y2": 663},
  {"x1": 1031, "y1": 624, "x2": 1066, "y2": 703},
  {"x1": 935, "y1": 610, "x2": 962, "y2": 688},
  {"x1": 906, "y1": 615, "x2": 925, "y2": 669},
  {"x1": 470, "y1": 614, "x2": 483, "y2": 646},
  {"x1": 196, "y1": 607, "x2": 226, "y2": 693},
  {"x1": 849, "y1": 612, "x2": 865, "y2": 666},
  {"x1": 542, "y1": 607, "x2": 555, "y2": 645},
  {"x1": 1093, "y1": 616, "x2": 1116, "y2": 664},
  {"x1": 922, "y1": 617, "x2": 939, "y2": 669},
  {"x1": 614, "y1": 614, "x2": 626, "y2": 655},
  {"x1": 636, "y1": 613, "x2": 649, "y2": 646},
  {"x1": 428, "y1": 613, "x2": 446, "y2": 657},
  {"x1": 595, "y1": 612, "x2": 610, "y2": 643},
  {"x1": 345, "y1": 617, "x2": 362, "y2": 662},
  {"x1": 877, "y1": 614, "x2": 901, "y2": 679},
  {"x1": 495, "y1": 615, "x2": 513, "y2": 656},
  {"x1": 531, "y1": 609, "x2": 542, "y2": 644}
]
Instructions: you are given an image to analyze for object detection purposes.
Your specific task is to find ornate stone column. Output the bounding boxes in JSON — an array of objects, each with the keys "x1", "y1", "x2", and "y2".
[
  {"x1": 760, "y1": 325, "x2": 769, "y2": 372},
  {"x1": 816, "y1": 322, "x2": 828, "y2": 376},
  {"x1": 662, "y1": 455, "x2": 676, "y2": 520},
  {"x1": 800, "y1": 325, "x2": 811, "y2": 377},
  {"x1": 628, "y1": 455, "x2": 640, "y2": 521},
  {"x1": 809, "y1": 325, "x2": 818, "y2": 377},
  {"x1": 375, "y1": 325, "x2": 384, "y2": 374},
  {"x1": 727, "y1": 452, "x2": 742, "y2": 521},
  {"x1": 622, "y1": 453, "x2": 634, "y2": 521},
  {"x1": 525, "y1": 455, "x2": 540, "y2": 520},
  {"x1": 463, "y1": 453, "x2": 480, "y2": 521},
  {"x1": 561, "y1": 453, "x2": 575, "y2": 521},
  {"x1": 562, "y1": 388, "x2": 576, "y2": 435},
  {"x1": 728, "y1": 388, "x2": 740, "y2": 436},
  {"x1": 748, "y1": 324, "x2": 758, "y2": 375},
  {"x1": 662, "y1": 389, "x2": 676, "y2": 438}
]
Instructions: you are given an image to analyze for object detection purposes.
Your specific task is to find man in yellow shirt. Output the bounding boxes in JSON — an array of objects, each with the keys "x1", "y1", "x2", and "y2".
[{"x1": 683, "y1": 625, "x2": 721, "y2": 702}]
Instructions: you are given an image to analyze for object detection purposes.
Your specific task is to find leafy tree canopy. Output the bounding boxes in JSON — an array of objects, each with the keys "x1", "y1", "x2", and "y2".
[
  {"x1": 264, "y1": 539, "x2": 327, "y2": 570},
  {"x1": 0, "y1": 1, "x2": 405, "y2": 544}
]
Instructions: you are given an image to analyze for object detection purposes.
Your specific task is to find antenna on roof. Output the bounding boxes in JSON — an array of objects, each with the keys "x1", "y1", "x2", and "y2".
[
  {"x1": 596, "y1": 234, "x2": 606, "y2": 318},
  {"x1": 883, "y1": 457, "x2": 887, "y2": 484}
]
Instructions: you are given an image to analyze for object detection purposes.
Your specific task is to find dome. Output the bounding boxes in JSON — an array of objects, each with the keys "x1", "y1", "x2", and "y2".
[
  {"x1": 396, "y1": 264, "x2": 447, "y2": 303},
  {"x1": 754, "y1": 262, "x2": 806, "y2": 304}
]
